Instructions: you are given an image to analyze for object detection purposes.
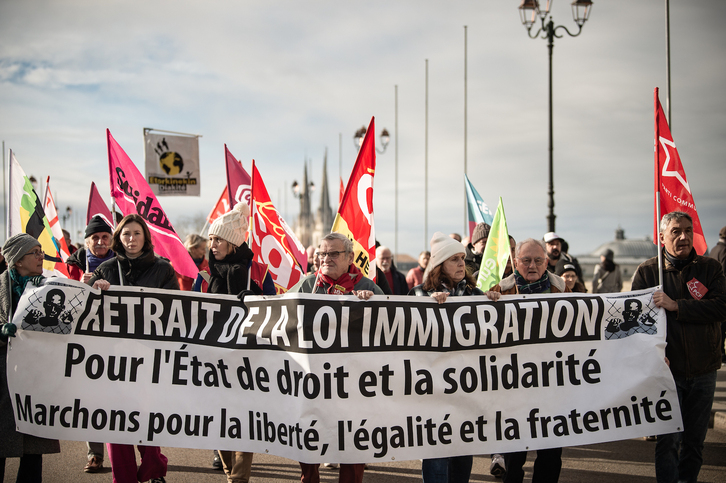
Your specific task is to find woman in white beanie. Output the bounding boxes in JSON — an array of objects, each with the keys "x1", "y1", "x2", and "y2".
[
  {"x1": 207, "y1": 202, "x2": 274, "y2": 483},
  {"x1": 408, "y1": 232, "x2": 483, "y2": 483}
]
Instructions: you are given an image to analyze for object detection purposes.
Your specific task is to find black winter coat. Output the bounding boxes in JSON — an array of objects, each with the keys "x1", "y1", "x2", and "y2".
[
  {"x1": 89, "y1": 249, "x2": 179, "y2": 290},
  {"x1": 632, "y1": 249, "x2": 726, "y2": 378}
]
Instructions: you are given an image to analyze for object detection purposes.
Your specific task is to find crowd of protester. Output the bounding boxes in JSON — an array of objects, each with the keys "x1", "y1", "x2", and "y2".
[{"x1": 0, "y1": 210, "x2": 724, "y2": 483}]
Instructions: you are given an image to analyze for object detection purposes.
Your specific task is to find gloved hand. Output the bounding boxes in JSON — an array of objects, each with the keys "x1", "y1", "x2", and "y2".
[
  {"x1": 1, "y1": 323, "x2": 17, "y2": 338},
  {"x1": 236, "y1": 290, "x2": 255, "y2": 303}
]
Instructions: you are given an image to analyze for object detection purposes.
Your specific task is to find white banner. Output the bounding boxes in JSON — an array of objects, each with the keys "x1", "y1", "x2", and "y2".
[
  {"x1": 144, "y1": 132, "x2": 200, "y2": 196},
  {"x1": 6, "y1": 279, "x2": 681, "y2": 463}
]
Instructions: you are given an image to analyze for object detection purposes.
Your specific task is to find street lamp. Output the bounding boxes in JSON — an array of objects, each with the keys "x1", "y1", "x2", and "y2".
[
  {"x1": 518, "y1": 0, "x2": 593, "y2": 232},
  {"x1": 353, "y1": 126, "x2": 390, "y2": 154}
]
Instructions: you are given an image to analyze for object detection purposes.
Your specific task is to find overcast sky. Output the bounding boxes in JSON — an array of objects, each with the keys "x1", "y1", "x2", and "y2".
[{"x1": 1, "y1": 1, "x2": 724, "y2": 259}]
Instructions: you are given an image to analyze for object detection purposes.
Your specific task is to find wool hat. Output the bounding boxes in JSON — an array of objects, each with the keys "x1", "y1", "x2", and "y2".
[
  {"x1": 601, "y1": 248, "x2": 614, "y2": 261},
  {"x1": 720, "y1": 226, "x2": 726, "y2": 239},
  {"x1": 543, "y1": 232, "x2": 564, "y2": 243},
  {"x1": 556, "y1": 263, "x2": 577, "y2": 276},
  {"x1": 2, "y1": 233, "x2": 41, "y2": 269},
  {"x1": 471, "y1": 223, "x2": 491, "y2": 246},
  {"x1": 424, "y1": 231, "x2": 466, "y2": 282},
  {"x1": 85, "y1": 216, "x2": 113, "y2": 238},
  {"x1": 208, "y1": 202, "x2": 250, "y2": 247}
]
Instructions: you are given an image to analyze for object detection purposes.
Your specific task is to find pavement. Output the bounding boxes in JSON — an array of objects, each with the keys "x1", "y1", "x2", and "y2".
[{"x1": 4, "y1": 366, "x2": 726, "y2": 482}]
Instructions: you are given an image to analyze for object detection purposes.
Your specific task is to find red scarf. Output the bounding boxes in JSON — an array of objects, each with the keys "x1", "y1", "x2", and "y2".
[{"x1": 315, "y1": 264, "x2": 362, "y2": 295}]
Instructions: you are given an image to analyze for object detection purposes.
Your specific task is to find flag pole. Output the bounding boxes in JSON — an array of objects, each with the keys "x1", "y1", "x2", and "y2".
[
  {"x1": 654, "y1": 88, "x2": 663, "y2": 288},
  {"x1": 656, "y1": 194, "x2": 663, "y2": 287}
]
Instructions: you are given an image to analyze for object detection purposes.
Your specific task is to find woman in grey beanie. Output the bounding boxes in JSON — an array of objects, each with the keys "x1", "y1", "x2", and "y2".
[{"x1": 0, "y1": 233, "x2": 61, "y2": 482}]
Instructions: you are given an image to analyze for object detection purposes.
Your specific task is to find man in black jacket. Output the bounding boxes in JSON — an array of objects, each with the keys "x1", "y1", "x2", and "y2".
[
  {"x1": 376, "y1": 246, "x2": 407, "y2": 295},
  {"x1": 632, "y1": 211, "x2": 726, "y2": 483}
]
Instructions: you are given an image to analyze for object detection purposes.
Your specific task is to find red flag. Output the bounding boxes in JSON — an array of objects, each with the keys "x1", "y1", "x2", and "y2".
[
  {"x1": 206, "y1": 187, "x2": 230, "y2": 224},
  {"x1": 41, "y1": 178, "x2": 71, "y2": 276},
  {"x1": 225, "y1": 145, "x2": 251, "y2": 207},
  {"x1": 654, "y1": 89, "x2": 707, "y2": 255},
  {"x1": 86, "y1": 181, "x2": 115, "y2": 228},
  {"x1": 339, "y1": 177, "x2": 345, "y2": 206},
  {"x1": 331, "y1": 117, "x2": 377, "y2": 279},
  {"x1": 249, "y1": 161, "x2": 306, "y2": 293},
  {"x1": 106, "y1": 129, "x2": 198, "y2": 278}
]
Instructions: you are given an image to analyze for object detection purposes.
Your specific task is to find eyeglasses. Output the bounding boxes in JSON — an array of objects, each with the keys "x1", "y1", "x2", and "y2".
[
  {"x1": 517, "y1": 257, "x2": 546, "y2": 267},
  {"x1": 318, "y1": 250, "x2": 348, "y2": 260},
  {"x1": 25, "y1": 249, "x2": 44, "y2": 259}
]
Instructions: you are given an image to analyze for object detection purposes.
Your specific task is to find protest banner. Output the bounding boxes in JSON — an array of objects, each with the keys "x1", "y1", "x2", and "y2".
[
  {"x1": 7, "y1": 280, "x2": 681, "y2": 463},
  {"x1": 144, "y1": 130, "x2": 201, "y2": 196}
]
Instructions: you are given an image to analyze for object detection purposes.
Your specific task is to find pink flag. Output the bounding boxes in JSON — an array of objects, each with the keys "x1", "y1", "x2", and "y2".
[
  {"x1": 106, "y1": 129, "x2": 198, "y2": 278},
  {"x1": 86, "y1": 181, "x2": 115, "y2": 228},
  {"x1": 250, "y1": 161, "x2": 306, "y2": 293}
]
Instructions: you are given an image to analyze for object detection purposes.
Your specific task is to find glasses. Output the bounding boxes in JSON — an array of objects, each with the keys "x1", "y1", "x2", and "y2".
[
  {"x1": 25, "y1": 249, "x2": 44, "y2": 259},
  {"x1": 517, "y1": 257, "x2": 546, "y2": 267},
  {"x1": 318, "y1": 250, "x2": 348, "y2": 260}
]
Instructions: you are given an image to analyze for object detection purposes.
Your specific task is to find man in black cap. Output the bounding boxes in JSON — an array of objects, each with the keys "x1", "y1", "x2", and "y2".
[
  {"x1": 66, "y1": 216, "x2": 115, "y2": 285},
  {"x1": 65, "y1": 216, "x2": 115, "y2": 473},
  {"x1": 543, "y1": 232, "x2": 584, "y2": 284},
  {"x1": 465, "y1": 222, "x2": 490, "y2": 275}
]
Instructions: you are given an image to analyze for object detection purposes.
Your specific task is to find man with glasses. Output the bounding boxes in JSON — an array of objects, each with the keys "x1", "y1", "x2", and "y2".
[
  {"x1": 485, "y1": 238, "x2": 570, "y2": 483},
  {"x1": 288, "y1": 232, "x2": 383, "y2": 483}
]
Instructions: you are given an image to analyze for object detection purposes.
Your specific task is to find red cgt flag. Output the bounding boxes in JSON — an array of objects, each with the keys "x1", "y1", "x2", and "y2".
[
  {"x1": 331, "y1": 117, "x2": 377, "y2": 279},
  {"x1": 654, "y1": 88, "x2": 707, "y2": 255},
  {"x1": 249, "y1": 161, "x2": 306, "y2": 293}
]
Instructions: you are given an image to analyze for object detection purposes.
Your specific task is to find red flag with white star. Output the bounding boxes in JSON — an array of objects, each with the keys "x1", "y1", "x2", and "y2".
[{"x1": 654, "y1": 88, "x2": 707, "y2": 255}]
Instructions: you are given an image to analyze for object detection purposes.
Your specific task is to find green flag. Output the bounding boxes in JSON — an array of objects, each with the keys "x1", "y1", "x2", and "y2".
[{"x1": 476, "y1": 197, "x2": 510, "y2": 291}]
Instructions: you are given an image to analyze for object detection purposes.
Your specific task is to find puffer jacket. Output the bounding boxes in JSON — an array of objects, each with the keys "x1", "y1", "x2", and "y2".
[
  {"x1": 632, "y1": 250, "x2": 726, "y2": 378},
  {"x1": 89, "y1": 249, "x2": 179, "y2": 290}
]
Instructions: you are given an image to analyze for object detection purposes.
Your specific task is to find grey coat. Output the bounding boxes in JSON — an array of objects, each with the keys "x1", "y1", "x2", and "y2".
[{"x1": 0, "y1": 270, "x2": 61, "y2": 457}]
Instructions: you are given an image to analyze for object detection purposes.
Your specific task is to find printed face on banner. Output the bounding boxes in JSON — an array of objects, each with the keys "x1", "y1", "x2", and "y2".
[
  {"x1": 660, "y1": 217, "x2": 694, "y2": 260},
  {"x1": 17, "y1": 281, "x2": 89, "y2": 335},
  {"x1": 604, "y1": 297, "x2": 658, "y2": 339}
]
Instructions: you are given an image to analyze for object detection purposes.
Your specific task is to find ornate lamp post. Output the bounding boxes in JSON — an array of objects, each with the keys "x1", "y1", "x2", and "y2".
[
  {"x1": 518, "y1": 0, "x2": 593, "y2": 232},
  {"x1": 353, "y1": 126, "x2": 390, "y2": 154}
]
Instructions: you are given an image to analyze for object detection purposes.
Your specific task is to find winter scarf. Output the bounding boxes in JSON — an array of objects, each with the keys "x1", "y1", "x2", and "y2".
[
  {"x1": 316, "y1": 264, "x2": 362, "y2": 295},
  {"x1": 514, "y1": 269, "x2": 552, "y2": 294}
]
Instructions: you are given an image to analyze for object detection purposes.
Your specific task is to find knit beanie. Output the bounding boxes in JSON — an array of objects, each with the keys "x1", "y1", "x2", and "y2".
[
  {"x1": 2, "y1": 233, "x2": 41, "y2": 269},
  {"x1": 85, "y1": 216, "x2": 113, "y2": 238},
  {"x1": 601, "y1": 248, "x2": 614, "y2": 261},
  {"x1": 424, "y1": 232, "x2": 466, "y2": 282},
  {"x1": 471, "y1": 223, "x2": 491, "y2": 246},
  {"x1": 208, "y1": 202, "x2": 250, "y2": 247}
]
